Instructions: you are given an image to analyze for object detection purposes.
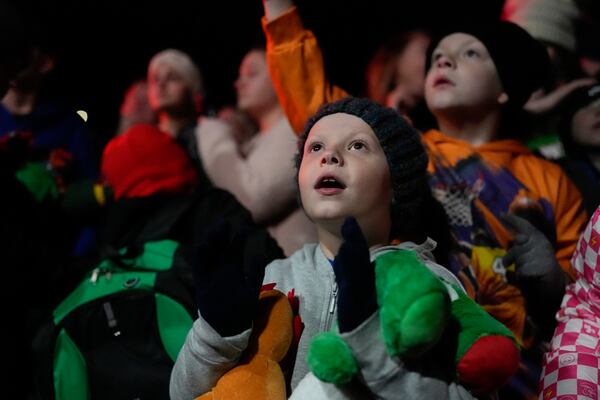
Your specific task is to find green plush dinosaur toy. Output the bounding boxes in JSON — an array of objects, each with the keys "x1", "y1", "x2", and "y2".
[{"x1": 307, "y1": 248, "x2": 520, "y2": 396}]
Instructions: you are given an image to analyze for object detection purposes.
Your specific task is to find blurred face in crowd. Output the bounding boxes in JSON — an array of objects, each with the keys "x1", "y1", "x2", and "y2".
[
  {"x1": 571, "y1": 97, "x2": 600, "y2": 147},
  {"x1": 234, "y1": 49, "x2": 279, "y2": 119},
  {"x1": 424, "y1": 33, "x2": 507, "y2": 119},
  {"x1": 385, "y1": 32, "x2": 430, "y2": 113},
  {"x1": 298, "y1": 113, "x2": 391, "y2": 234},
  {"x1": 147, "y1": 63, "x2": 192, "y2": 114},
  {"x1": 3, "y1": 49, "x2": 54, "y2": 95}
]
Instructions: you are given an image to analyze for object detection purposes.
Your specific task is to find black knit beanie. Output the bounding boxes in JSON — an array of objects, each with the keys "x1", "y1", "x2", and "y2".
[
  {"x1": 295, "y1": 97, "x2": 429, "y2": 225},
  {"x1": 426, "y1": 21, "x2": 552, "y2": 108}
]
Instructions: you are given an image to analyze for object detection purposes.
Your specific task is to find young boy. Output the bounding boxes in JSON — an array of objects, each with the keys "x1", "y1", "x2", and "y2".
[
  {"x1": 260, "y1": 0, "x2": 587, "y2": 346},
  {"x1": 170, "y1": 97, "x2": 516, "y2": 399}
]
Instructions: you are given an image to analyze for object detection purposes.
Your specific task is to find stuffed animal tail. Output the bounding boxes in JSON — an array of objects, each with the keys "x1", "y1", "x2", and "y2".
[
  {"x1": 452, "y1": 287, "x2": 520, "y2": 394},
  {"x1": 307, "y1": 332, "x2": 358, "y2": 384}
]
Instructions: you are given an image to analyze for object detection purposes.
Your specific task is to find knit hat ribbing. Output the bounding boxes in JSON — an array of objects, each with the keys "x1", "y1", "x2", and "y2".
[
  {"x1": 426, "y1": 20, "x2": 551, "y2": 108},
  {"x1": 101, "y1": 124, "x2": 198, "y2": 199},
  {"x1": 296, "y1": 97, "x2": 429, "y2": 217}
]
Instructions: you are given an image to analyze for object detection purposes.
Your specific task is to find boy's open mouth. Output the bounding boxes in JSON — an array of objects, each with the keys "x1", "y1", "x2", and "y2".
[
  {"x1": 315, "y1": 175, "x2": 346, "y2": 194},
  {"x1": 433, "y1": 76, "x2": 454, "y2": 88}
]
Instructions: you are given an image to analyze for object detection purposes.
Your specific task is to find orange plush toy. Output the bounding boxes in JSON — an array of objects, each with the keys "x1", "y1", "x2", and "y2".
[{"x1": 196, "y1": 289, "x2": 294, "y2": 400}]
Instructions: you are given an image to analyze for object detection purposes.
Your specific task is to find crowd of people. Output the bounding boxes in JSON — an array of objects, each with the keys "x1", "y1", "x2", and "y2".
[{"x1": 1, "y1": 0, "x2": 600, "y2": 399}]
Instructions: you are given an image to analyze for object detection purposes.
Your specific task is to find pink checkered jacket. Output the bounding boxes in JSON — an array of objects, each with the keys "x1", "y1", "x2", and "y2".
[{"x1": 539, "y1": 206, "x2": 600, "y2": 400}]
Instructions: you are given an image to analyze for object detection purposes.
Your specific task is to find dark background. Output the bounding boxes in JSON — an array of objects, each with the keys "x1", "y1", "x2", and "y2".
[{"x1": 1, "y1": 0, "x2": 556, "y2": 149}]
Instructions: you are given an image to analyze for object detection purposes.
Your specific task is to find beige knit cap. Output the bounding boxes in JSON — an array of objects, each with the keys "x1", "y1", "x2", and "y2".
[
  {"x1": 502, "y1": 0, "x2": 580, "y2": 52},
  {"x1": 148, "y1": 49, "x2": 204, "y2": 95}
]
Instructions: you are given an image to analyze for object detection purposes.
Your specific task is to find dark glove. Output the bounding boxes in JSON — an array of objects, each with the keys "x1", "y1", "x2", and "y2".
[
  {"x1": 501, "y1": 213, "x2": 566, "y2": 336},
  {"x1": 193, "y1": 219, "x2": 282, "y2": 337},
  {"x1": 333, "y1": 217, "x2": 378, "y2": 333}
]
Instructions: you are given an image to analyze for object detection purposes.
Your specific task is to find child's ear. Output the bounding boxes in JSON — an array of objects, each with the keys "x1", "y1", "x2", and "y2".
[{"x1": 497, "y1": 92, "x2": 509, "y2": 105}]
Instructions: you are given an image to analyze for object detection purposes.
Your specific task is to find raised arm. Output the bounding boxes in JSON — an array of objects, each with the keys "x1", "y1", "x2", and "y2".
[
  {"x1": 262, "y1": 1, "x2": 350, "y2": 134},
  {"x1": 170, "y1": 191, "x2": 284, "y2": 399}
]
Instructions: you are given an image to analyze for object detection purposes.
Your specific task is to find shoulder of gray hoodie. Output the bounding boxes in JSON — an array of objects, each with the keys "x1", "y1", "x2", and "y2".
[{"x1": 169, "y1": 240, "x2": 476, "y2": 400}]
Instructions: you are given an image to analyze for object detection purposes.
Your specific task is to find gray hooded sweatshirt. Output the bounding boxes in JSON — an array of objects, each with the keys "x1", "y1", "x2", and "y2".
[{"x1": 169, "y1": 240, "x2": 476, "y2": 399}]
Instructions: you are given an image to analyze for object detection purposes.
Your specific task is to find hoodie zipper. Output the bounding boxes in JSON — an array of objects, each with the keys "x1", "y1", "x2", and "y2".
[{"x1": 326, "y1": 280, "x2": 338, "y2": 330}]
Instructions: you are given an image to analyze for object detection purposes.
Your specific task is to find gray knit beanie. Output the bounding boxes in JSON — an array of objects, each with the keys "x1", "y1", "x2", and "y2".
[
  {"x1": 502, "y1": 0, "x2": 580, "y2": 53},
  {"x1": 148, "y1": 49, "x2": 204, "y2": 95},
  {"x1": 296, "y1": 97, "x2": 429, "y2": 220}
]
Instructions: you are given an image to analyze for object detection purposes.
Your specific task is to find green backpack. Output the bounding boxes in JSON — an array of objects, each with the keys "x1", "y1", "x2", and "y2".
[{"x1": 33, "y1": 239, "x2": 196, "y2": 400}]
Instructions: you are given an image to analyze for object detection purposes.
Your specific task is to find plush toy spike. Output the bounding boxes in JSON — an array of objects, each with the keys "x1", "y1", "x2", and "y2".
[
  {"x1": 307, "y1": 332, "x2": 358, "y2": 384},
  {"x1": 376, "y1": 250, "x2": 451, "y2": 357}
]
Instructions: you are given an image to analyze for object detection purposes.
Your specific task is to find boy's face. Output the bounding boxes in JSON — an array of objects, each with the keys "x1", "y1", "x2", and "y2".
[
  {"x1": 424, "y1": 33, "x2": 507, "y2": 118},
  {"x1": 298, "y1": 113, "x2": 391, "y2": 226},
  {"x1": 571, "y1": 98, "x2": 600, "y2": 147},
  {"x1": 147, "y1": 63, "x2": 192, "y2": 113},
  {"x1": 235, "y1": 50, "x2": 278, "y2": 116}
]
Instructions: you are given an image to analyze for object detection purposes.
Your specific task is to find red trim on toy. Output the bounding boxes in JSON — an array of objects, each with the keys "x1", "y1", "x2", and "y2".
[
  {"x1": 279, "y1": 288, "x2": 304, "y2": 379},
  {"x1": 457, "y1": 335, "x2": 520, "y2": 394},
  {"x1": 261, "y1": 283, "x2": 277, "y2": 292}
]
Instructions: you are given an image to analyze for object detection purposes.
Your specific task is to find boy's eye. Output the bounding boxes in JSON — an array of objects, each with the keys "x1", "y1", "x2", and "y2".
[
  {"x1": 349, "y1": 141, "x2": 366, "y2": 151},
  {"x1": 308, "y1": 143, "x2": 322, "y2": 152},
  {"x1": 465, "y1": 49, "x2": 480, "y2": 58}
]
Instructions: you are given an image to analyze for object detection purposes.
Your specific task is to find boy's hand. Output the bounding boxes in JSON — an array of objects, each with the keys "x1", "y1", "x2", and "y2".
[
  {"x1": 333, "y1": 217, "x2": 377, "y2": 333},
  {"x1": 501, "y1": 213, "x2": 564, "y2": 286},
  {"x1": 524, "y1": 77, "x2": 596, "y2": 114},
  {"x1": 500, "y1": 213, "x2": 566, "y2": 334},
  {"x1": 193, "y1": 220, "x2": 282, "y2": 337},
  {"x1": 262, "y1": 0, "x2": 294, "y2": 21}
]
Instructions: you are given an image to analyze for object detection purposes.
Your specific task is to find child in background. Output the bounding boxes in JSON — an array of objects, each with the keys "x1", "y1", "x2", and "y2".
[{"x1": 556, "y1": 83, "x2": 600, "y2": 215}]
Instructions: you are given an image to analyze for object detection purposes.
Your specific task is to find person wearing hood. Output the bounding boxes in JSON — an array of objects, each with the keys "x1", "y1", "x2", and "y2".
[
  {"x1": 555, "y1": 83, "x2": 600, "y2": 215},
  {"x1": 538, "y1": 205, "x2": 600, "y2": 400}
]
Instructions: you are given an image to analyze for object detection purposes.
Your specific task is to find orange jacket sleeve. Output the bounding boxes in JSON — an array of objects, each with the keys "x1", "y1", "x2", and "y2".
[
  {"x1": 262, "y1": 7, "x2": 349, "y2": 135},
  {"x1": 551, "y1": 168, "x2": 588, "y2": 279}
]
